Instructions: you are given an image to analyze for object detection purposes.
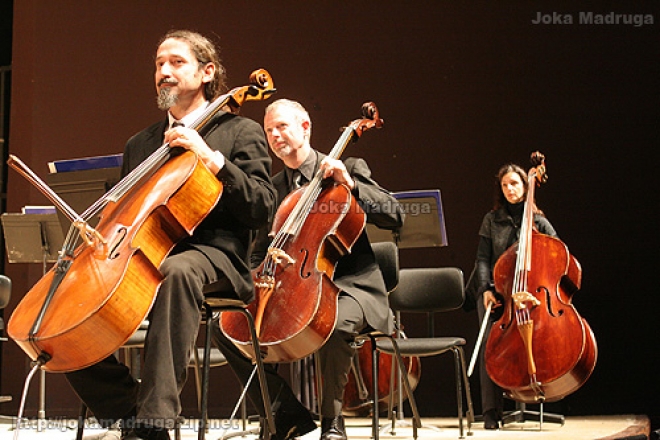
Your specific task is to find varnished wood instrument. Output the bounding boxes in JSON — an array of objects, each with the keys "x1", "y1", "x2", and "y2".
[
  {"x1": 7, "y1": 70, "x2": 275, "y2": 372},
  {"x1": 484, "y1": 152, "x2": 597, "y2": 403},
  {"x1": 220, "y1": 103, "x2": 383, "y2": 363}
]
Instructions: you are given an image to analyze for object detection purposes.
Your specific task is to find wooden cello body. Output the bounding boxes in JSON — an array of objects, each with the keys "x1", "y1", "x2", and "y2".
[
  {"x1": 484, "y1": 152, "x2": 597, "y2": 403},
  {"x1": 222, "y1": 183, "x2": 365, "y2": 363},
  {"x1": 220, "y1": 103, "x2": 383, "y2": 363},
  {"x1": 9, "y1": 153, "x2": 219, "y2": 372},
  {"x1": 7, "y1": 70, "x2": 275, "y2": 372}
]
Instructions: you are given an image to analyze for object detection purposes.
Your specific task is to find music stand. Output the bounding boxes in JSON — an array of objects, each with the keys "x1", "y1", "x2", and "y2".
[
  {"x1": 366, "y1": 189, "x2": 448, "y2": 432},
  {"x1": 1, "y1": 213, "x2": 63, "y2": 265},
  {"x1": 365, "y1": 189, "x2": 447, "y2": 250},
  {"x1": 1, "y1": 212, "x2": 64, "y2": 422}
]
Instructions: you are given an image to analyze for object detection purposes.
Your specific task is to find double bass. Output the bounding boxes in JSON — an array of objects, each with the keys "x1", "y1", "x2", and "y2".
[
  {"x1": 484, "y1": 152, "x2": 597, "y2": 403},
  {"x1": 220, "y1": 103, "x2": 383, "y2": 363},
  {"x1": 7, "y1": 70, "x2": 276, "y2": 372}
]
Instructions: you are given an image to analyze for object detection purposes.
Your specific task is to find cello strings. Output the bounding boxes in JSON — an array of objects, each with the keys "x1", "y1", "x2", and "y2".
[
  {"x1": 258, "y1": 122, "x2": 360, "y2": 280},
  {"x1": 80, "y1": 86, "x2": 241, "y2": 223},
  {"x1": 53, "y1": 146, "x2": 173, "y2": 261}
]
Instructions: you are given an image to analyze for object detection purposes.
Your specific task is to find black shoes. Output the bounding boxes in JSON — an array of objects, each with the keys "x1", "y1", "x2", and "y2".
[
  {"x1": 320, "y1": 415, "x2": 347, "y2": 440},
  {"x1": 483, "y1": 409, "x2": 500, "y2": 430},
  {"x1": 260, "y1": 404, "x2": 317, "y2": 440}
]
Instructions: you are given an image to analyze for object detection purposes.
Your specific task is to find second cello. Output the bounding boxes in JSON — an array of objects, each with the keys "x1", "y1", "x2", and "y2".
[{"x1": 220, "y1": 103, "x2": 383, "y2": 363}]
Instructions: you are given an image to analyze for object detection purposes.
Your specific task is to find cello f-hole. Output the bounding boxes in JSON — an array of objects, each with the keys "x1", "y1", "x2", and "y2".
[{"x1": 107, "y1": 227, "x2": 128, "y2": 260}]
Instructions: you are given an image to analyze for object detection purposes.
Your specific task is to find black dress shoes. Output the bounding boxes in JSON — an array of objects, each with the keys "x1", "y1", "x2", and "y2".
[
  {"x1": 483, "y1": 409, "x2": 500, "y2": 430},
  {"x1": 320, "y1": 415, "x2": 347, "y2": 440},
  {"x1": 260, "y1": 404, "x2": 317, "y2": 440}
]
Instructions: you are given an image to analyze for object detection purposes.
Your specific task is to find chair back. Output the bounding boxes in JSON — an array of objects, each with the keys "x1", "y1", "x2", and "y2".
[
  {"x1": 389, "y1": 267, "x2": 464, "y2": 313},
  {"x1": 371, "y1": 241, "x2": 399, "y2": 293},
  {"x1": 0, "y1": 275, "x2": 11, "y2": 310}
]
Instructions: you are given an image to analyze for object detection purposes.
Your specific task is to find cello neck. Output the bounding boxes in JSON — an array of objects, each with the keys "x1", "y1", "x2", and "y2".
[
  {"x1": 513, "y1": 169, "x2": 537, "y2": 294},
  {"x1": 278, "y1": 124, "x2": 359, "y2": 237},
  {"x1": 277, "y1": 104, "x2": 383, "y2": 238}
]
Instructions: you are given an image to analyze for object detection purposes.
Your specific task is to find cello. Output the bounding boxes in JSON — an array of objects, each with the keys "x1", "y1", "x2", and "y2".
[
  {"x1": 484, "y1": 152, "x2": 597, "y2": 403},
  {"x1": 220, "y1": 103, "x2": 383, "y2": 363},
  {"x1": 7, "y1": 70, "x2": 276, "y2": 372}
]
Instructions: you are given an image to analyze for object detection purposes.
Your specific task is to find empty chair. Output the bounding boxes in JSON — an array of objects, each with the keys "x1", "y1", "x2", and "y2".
[
  {"x1": 375, "y1": 267, "x2": 474, "y2": 439},
  {"x1": 348, "y1": 242, "x2": 423, "y2": 440}
]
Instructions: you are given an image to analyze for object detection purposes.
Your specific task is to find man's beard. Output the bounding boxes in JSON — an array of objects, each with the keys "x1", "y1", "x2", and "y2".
[
  {"x1": 157, "y1": 88, "x2": 178, "y2": 111},
  {"x1": 273, "y1": 144, "x2": 293, "y2": 160}
]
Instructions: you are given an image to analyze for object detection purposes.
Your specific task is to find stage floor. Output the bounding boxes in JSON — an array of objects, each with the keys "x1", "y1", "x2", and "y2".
[{"x1": 0, "y1": 414, "x2": 651, "y2": 440}]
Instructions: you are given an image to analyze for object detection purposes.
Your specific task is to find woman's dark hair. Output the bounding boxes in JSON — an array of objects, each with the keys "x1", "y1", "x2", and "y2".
[
  {"x1": 493, "y1": 163, "x2": 544, "y2": 215},
  {"x1": 158, "y1": 30, "x2": 227, "y2": 101}
]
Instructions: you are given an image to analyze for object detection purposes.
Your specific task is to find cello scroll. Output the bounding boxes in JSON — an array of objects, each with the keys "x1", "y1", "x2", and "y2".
[{"x1": 348, "y1": 102, "x2": 384, "y2": 138}]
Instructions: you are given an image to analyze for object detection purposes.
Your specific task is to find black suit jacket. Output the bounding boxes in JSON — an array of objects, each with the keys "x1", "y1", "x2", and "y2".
[
  {"x1": 121, "y1": 111, "x2": 276, "y2": 302},
  {"x1": 252, "y1": 153, "x2": 403, "y2": 334}
]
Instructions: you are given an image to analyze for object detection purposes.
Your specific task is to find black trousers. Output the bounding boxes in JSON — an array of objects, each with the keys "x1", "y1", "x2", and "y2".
[{"x1": 65, "y1": 248, "x2": 223, "y2": 428}]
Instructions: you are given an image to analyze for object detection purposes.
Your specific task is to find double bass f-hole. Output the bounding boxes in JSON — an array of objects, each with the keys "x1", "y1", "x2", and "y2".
[
  {"x1": 539, "y1": 286, "x2": 563, "y2": 317},
  {"x1": 299, "y1": 248, "x2": 311, "y2": 279}
]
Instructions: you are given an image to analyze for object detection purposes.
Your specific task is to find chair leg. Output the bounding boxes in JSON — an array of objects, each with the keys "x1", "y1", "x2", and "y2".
[
  {"x1": 174, "y1": 417, "x2": 182, "y2": 440},
  {"x1": 452, "y1": 348, "x2": 465, "y2": 439},
  {"x1": 457, "y1": 347, "x2": 474, "y2": 429},
  {"x1": 240, "y1": 307, "x2": 276, "y2": 439},
  {"x1": 76, "y1": 402, "x2": 87, "y2": 440},
  {"x1": 199, "y1": 303, "x2": 215, "y2": 440},
  {"x1": 192, "y1": 346, "x2": 203, "y2": 412},
  {"x1": 383, "y1": 335, "x2": 420, "y2": 439},
  {"x1": 199, "y1": 303, "x2": 275, "y2": 440},
  {"x1": 371, "y1": 340, "x2": 380, "y2": 440},
  {"x1": 452, "y1": 346, "x2": 474, "y2": 439},
  {"x1": 371, "y1": 334, "x2": 421, "y2": 440}
]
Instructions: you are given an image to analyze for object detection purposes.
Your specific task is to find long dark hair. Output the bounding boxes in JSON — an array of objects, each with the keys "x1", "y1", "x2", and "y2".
[{"x1": 158, "y1": 30, "x2": 227, "y2": 101}]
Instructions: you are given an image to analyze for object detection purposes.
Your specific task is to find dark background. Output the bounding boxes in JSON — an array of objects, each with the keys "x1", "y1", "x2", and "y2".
[{"x1": 1, "y1": 0, "x2": 658, "y2": 429}]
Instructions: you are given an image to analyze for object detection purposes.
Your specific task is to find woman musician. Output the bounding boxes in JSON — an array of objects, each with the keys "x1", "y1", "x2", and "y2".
[{"x1": 470, "y1": 163, "x2": 557, "y2": 430}]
